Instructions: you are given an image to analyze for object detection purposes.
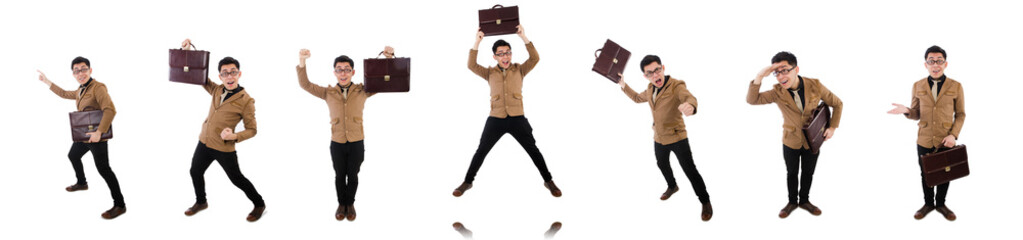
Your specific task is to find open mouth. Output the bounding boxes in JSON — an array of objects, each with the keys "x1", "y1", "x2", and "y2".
[
  {"x1": 655, "y1": 79, "x2": 662, "y2": 86},
  {"x1": 501, "y1": 60, "x2": 510, "y2": 66},
  {"x1": 225, "y1": 80, "x2": 236, "y2": 86},
  {"x1": 780, "y1": 79, "x2": 789, "y2": 86}
]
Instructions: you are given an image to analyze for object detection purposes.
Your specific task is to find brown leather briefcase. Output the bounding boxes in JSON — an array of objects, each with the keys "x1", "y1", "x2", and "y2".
[
  {"x1": 169, "y1": 42, "x2": 210, "y2": 85},
  {"x1": 69, "y1": 110, "x2": 112, "y2": 142},
  {"x1": 592, "y1": 39, "x2": 631, "y2": 83},
  {"x1": 364, "y1": 54, "x2": 410, "y2": 93},
  {"x1": 802, "y1": 102, "x2": 830, "y2": 154},
  {"x1": 921, "y1": 145, "x2": 969, "y2": 187},
  {"x1": 479, "y1": 4, "x2": 519, "y2": 36}
]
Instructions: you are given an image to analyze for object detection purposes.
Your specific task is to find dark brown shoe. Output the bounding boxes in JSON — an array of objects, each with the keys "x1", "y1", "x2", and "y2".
[
  {"x1": 935, "y1": 205, "x2": 957, "y2": 221},
  {"x1": 335, "y1": 205, "x2": 347, "y2": 221},
  {"x1": 453, "y1": 183, "x2": 472, "y2": 197},
  {"x1": 701, "y1": 203, "x2": 713, "y2": 221},
  {"x1": 799, "y1": 202, "x2": 822, "y2": 216},
  {"x1": 101, "y1": 206, "x2": 126, "y2": 219},
  {"x1": 778, "y1": 203, "x2": 798, "y2": 218},
  {"x1": 544, "y1": 221, "x2": 562, "y2": 238},
  {"x1": 246, "y1": 206, "x2": 265, "y2": 222},
  {"x1": 544, "y1": 181, "x2": 562, "y2": 197},
  {"x1": 453, "y1": 222, "x2": 473, "y2": 238},
  {"x1": 345, "y1": 205, "x2": 356, "y2": 221},
  {"x1": 65, "y1": 183, "x2": 88, "y2": 192},
  {"x1": 914, "y1": 205, "x2": 935, "y2": 220},
  {"x1": 660, "y1": 186, "x2": 680, "y2": 200},
  {"x1": 184, "y1": 203, "x2": 208, "y2": 216}
]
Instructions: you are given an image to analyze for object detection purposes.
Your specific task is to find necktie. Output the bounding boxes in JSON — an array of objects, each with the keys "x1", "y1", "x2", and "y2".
[
  {"x1": 931, "y1": 80, "x2": 940, "y2": 101},
  {"x1": 791, "y1": 89, "x2": 803, "y2": 112},
  {"x1": 220, "y1": 90, "x2": 231, "y2": 105},
  {"x1": 342, "y1": 87, "x2": 348, "y2": 100}
]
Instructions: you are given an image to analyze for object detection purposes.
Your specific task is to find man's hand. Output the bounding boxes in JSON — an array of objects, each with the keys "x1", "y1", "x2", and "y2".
[
  {"x1": 472, "y1": 28, "x2": 484, "y2": 50},
  {"x1": 37, "y1": 70, "x2": 53, "y2": 86},
  {"x1": 85, "y1": 131, "x2": 101, "y2": 143},
  {"x1": 754, "y1": 63, "x2": 784, "y2": 85},
  {"x1": 824, "y1": 127, "x2": 836, "y2": 140},
  {"x1": 942, "y1": 135, "x2": 956, "y2": 148},
  {"x1": 382, "y1": 46, "x2": 395, "y2": 58},
  {"x1": 887, "y1": 103, "x2": 910, "y2": 114},
  {"x1": 617, "y1": 73, "x2": 626, "y2": 89},
  {"x1": 679, "y1": 102, "x2": 695, "y2": 116},
  {"x1": 220, "y1": 128, "x2": 237, "y2": 141},
  {"x1": 299, "y1": 49, "x2": 311, "y2": 68},
  {"x1": 516, "y1": 25, "x2": 529, "y2": 43},
  {"x1": 181, "y1": 38, "x2": 193, "y2": 50}
]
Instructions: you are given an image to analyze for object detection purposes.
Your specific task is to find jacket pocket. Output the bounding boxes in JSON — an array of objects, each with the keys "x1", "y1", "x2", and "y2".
[{"x1": 918, "y1": 121, "x2": 928, "y2": 128}]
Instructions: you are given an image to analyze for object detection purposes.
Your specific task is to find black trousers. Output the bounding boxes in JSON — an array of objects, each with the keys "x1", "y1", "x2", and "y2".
[
  {"x1": 463, "y1": 116, "x2": 553, "y2": 184},
  {"x1": 782, "y1": 145, "x2": 819, "y2": 205},
  {"x1": 189, "y1": 141, "x2": 264, "y2": 207},
  {"x1": 654, "y1": 139, "x2": 710, "y2": 203},
  {"x1": 917, "y1": 145, "x2": 951, "y2": 207},
  {"x1": 68, "y1": 141, "x2": 125, "y2": 207},
  {"x1": 331, "y1": 140, "x2": 365, "y2": 205}
]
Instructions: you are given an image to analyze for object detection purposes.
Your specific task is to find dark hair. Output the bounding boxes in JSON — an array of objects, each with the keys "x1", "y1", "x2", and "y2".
[
  {"x1": 925, "y1": 45, "x2": 946, "y2": 59},
  {"x1": 771, "y1": 51, "x2": 797, "y2": 66},
  {"x1": 218, "y1": 57, "x2": 240, "y2": 71},
  {"x1": 492, "y1": 40, "x2": 511, "y2": 54},
  {"x1": 71, "y1": 56, "x2": 90, "y2": 69},
  {"x1": 639, "y1": 55, "x2": 662, "y2": 72},
  {"x1": 334, "y1": 55, "x2": 355, "y2": 68}
]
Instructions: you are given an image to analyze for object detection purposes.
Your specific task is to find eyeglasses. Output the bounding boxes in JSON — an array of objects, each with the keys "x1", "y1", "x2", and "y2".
[
  {"x1": 926, "y1": 59, "x2": 946, "y2": 65},
  {"x1": 72, "y1": 67, "x2": 90, "y2": 74},
  {"x1": 773, "y1": 67, "x2": 795, "y2": 76},
  {"x1": 494, "y1": 51, "x2": 512, "y2": 57},
  {"x1": 334, "y1": 68, "x2": 354, "y2": 73},
  {"x1": 643, "y1": 67, "x2": 662, "y2": 77},
  {"x1": 219, "y1": 70, "x2": 240, "y2": 77}
]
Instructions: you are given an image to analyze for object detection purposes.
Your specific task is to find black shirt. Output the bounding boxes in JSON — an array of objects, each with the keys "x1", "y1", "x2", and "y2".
[
  {"x1": 927, "y1": 75, "x2": 946, "y2": 94},
  {"x1": 222, "y1": 86, "x2": 244, "y2": 101}
]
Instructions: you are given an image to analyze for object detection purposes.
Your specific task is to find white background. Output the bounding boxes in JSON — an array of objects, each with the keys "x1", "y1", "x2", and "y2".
[{"x1": 1, "y1": 0, "x2": 1019, "y2": 239}]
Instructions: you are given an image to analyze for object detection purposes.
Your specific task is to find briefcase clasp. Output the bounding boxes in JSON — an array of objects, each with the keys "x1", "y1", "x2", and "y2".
[
  {"x1": 88, "y1": 125, "x2": 95, "y2": 131},
  {"x1": 496, "y1": 19, "x2": 502, "y2": 25},
  {"x1": 384, "y1": 75, "x2": 391, "y2": 82},
  {"x1": 184, "y1": 66, "x2": 190, "y2": 72},
  {"x1": 612, "y1": 58, "x2": 618, "y2": 64},
  {"x1": 945, "y1": 166, "x2": 951, "y2": 172}
]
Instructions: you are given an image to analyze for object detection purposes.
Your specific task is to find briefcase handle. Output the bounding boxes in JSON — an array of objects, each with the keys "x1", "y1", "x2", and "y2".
[
  {"x1": 376, "y1": 51, "x2": 397, "y2": 59},
  {"x1": 594, "y1": 49, "x2": 602, "y2": 58},
  {"x1": 492, "y1": 4, "x2": 504, "y2": 9},
  {"x1": 179, "y1": 42, "x2": 198, "y2": 50}
]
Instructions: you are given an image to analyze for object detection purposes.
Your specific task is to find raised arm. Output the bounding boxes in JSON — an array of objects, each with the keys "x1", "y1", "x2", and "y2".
[
  {"x1": 517, "y1": 25, "x2": 539, "y2": 76},
  {"x1": 296, "y1": 49, "x2": 328, "y2": 100},
  {"x1": 468, "y1": 29, "x2": 490, "y2": 79},
  {"x1": 39, "y1": 70, "x2": 76, "y2": 99}
]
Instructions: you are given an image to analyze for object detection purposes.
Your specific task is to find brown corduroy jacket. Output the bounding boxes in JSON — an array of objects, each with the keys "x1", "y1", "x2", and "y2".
[
  {"x1": 50, "y1": 78, "x2": 116, "y2": 142},
  {"x1": 905, "y1": 77, "x2": 965, "y2": 148},
  {"x1": 467, "y1": 42, "x2": 539, "y2": 118},
  {"x1": 197, "y1": 79, "x2": 256, "y2": 152},
  {"x1": 747, "y1": 76, "x2": 843, "y2": 150},
  {"x1": 622, "y1": 76, "x2": 698, "y2": 145},
  {"x1": 297, "y1": 66, "x2": 376, "y2": 143}
]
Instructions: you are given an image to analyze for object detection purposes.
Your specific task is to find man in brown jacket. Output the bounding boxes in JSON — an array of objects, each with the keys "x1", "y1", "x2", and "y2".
[
  {"x1": 887, "y1": 45, "x2": 964, "y2": 221},
  {"x1": 179, "y1": 39, "x2": 265, "y2": 222},
  {"x1": 453, "y1": 25, "x2": 560, "y2": 197},
  {"x1": 295, "y1": 46, "x2": 395, "y2": 221},
  {"x1": 37, "y1": 56, "x2": 126, "y2": 219},
  {"x1": 617, "y1": 55, "x2": 713, "y2": 221},
  {"x1": 747, "y1": 51, "x2": 843, "y2": 218}
]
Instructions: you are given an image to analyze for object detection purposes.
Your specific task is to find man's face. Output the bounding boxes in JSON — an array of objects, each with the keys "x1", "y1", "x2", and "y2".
[
  {"x1": 925, "y1": 52, "x2": 947, "y2": 78},
  {"x1": 493, "y1": 46, "x2": 512, "y2": 69},
  {"x1": 334, "y1": 62, "x2": 354, "y2": 86},
  {"x1": 773, "y1": 61, "x2": 799, "y2": 89},
  {"x1": 218, "y1": 64, "x2": 241, "y2": 90},
  {"x1": 642, "y1": 62, "x2": 665, "y2": 88},
  {"x1": 71, "y1": 62, "x2": 91, "y2": 84}
]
